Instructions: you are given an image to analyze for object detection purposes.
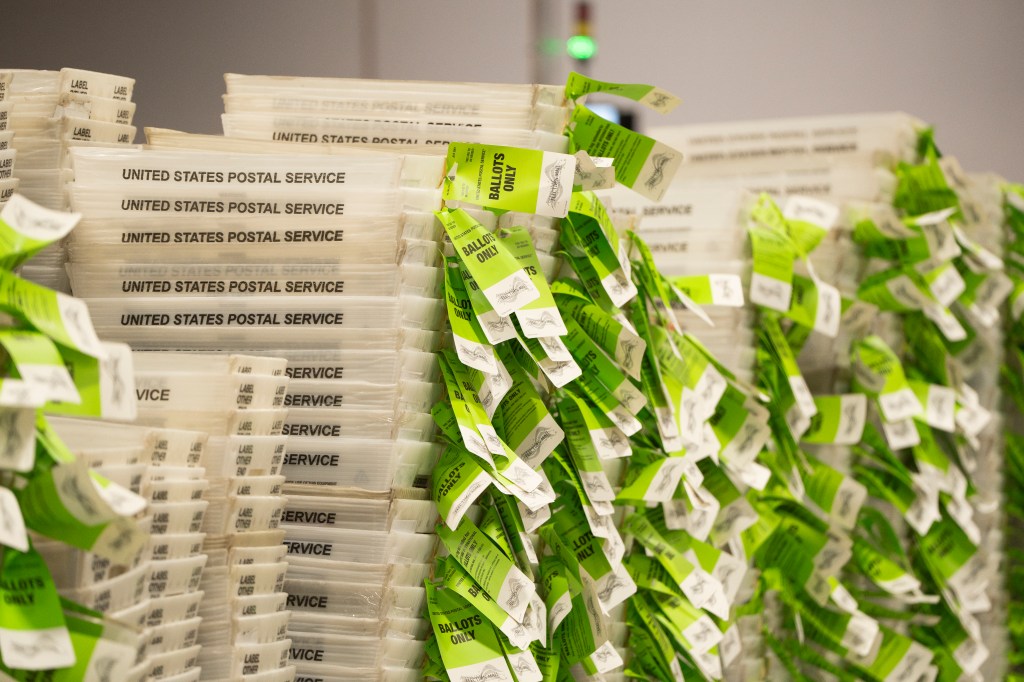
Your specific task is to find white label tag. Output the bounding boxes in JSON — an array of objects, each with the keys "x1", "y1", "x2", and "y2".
[
  {"x1": 923, "y1": 304, "x2": 967, "y2": 342},
  {"x1": 953, "y1": 637, "x2": 989, "y2": 675},
  {"x1": 515, "y1": 415, "x2": 563, "y2": 469},
  {"x1": 712, "y1": 499, "x2": 758, "y2": 544},
  {"x1": 786, "y1": 403, "x2": 812, "y2": 441},
  {"x1": 535, "y1": 151, "x2": 575, "y2": 218},
  {"x1": 445, "y1": 470, "x2": 492, "y2": 529},
  {"x1": 600, "y1": 268, "x2": 639, "y2": 309},
  {"x1": 708, "y1": 274, "x2": 744, "y2": 306},
  {"x1": 486, "y1": 269, "x2": 541, "y2": 318},
  {"x1": 578, "y1": 470, "x2": 616, "y2": 503},
  {"x1": 956, "y1": 402, "x2": 991, "y2": 438},
  {"x1": 831, "y1": 477, "x2": 868, "y2": 530},
  {"x1": 833, "y1": 394, "x2": 868, "y2": 445},
  {"x1": 923, "y1": 384, "x2": 956, "y2": 432},
  {"x1": 712, "y1": 550, "x2": 747, "y2": 604},
  {"x1": 784, "y1": 195, "x2": 839, "y2": 231},
  {"x1": 15, "y1": 364, "x2": 79, "y2": 405},
  {"x1": 813, "y1": 280, "x2": 842, "y2": 338},
  {"x1": 477, "y1": 310, "x2": 518, "y2": 346},
  {"x1": 878, "y1": 387, "x2": 923, "y2": 423},
  {"x1": 537, "y1": 356, "x2": 582, "y2": 388},
  {"x1": 685, "y1": 485, "x2": 721, "y2": 542},
  {"x1": 0, "y1": 408, "x2": 37, "y2": 472},
  {"x1": 573, "y1": 151, "x2": 615, "y2": 191},
  {"x1": 518, "y1": 500, "x2": 550, "y2": 533},
  {"x1": 0, "y1": 626, "x2": 76, "y2": 671},
  {"x1": 537, "y1": 335, "x2": 572, "y2": 363},
  {"x1": 0, "y1": 488, "x2": 28, "y2": 552},
  {"x1": 881, "y1": 417, "x2": 921, "y2": 450},
  {"x1": 682, "y1": 615, "x2": 723, "y2": 656},
  {"x1": 788, "y1": 374, "x2": 817, "y2": 420},
  {"x1": 647, "y1": 459, "x2": 687, "y2": 503},
  {"x1": 57, "y1": 294, "x2": 105, "y2": 359},
  {"x1": 883, "y1": 640, "x2": 934, "y2": 682},
  {"x1": 516, "y1": 306, "x2": 567, "y2": 339},
  {"x1": 453, "y1": 336, "x2": 499, "y2": 375},
  {"x1": 927, "y1": 266, "x2": 966, "y2": 308},
  {"x1": 841, "y1": 611, "x2": 879, "y2": 658},
  {"x1": 831, "y1": 583, "x2": 859, "y2": 614},
  {"x1": 718, "y1": 624, "x2": 742, "y2": 669},
  {"x1": 749, "y1": 272, "x2": 792, "y2": 312}
]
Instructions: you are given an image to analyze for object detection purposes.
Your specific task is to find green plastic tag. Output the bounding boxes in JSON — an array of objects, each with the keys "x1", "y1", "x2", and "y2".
[
  {"x1": 804, "y1": 460, "x2": 867, "y2": 530},
  {"x1": 443, "y1": 143, "x2": 575, "y2": 218},
  {"x1": 0, "y1": 195, "x2": 81, "y2": 271},
  {"x1": 557, "y1": 392, "x2": 619, "y2": 502},
  {"x1": 0, "y1": 271, "x2": 104, "y2": 359},
  {"x1": 0, "y1": 548, "x2": 75, "y2": 670},
  {"x1": 568, "y1": 104, "x2": 681, "y2": 201},
  {"x1": 557, "y1": 579, "x2": 621, "y2": 673},
  {"x1": 918, "y1": 514, "x2": 980, "y2": 600},
  {"x1": 557, "y1": 295, "x2": 646, "y2": 381},
  {"x1": 437, "y1": 352, "x2": 499, "y2": 463},
  {"x1": 426, "y1": 581, "x2": 516, "y2": 682},
  {"x1": 539, "y1": 557, "x2": 573, "y2": 639},
  {"x1": 748, "y1": 225, "x2": 796, "y2": 312},
  {"x1": 432, "y1": 446, "x2": 492, "y2": 530},
  {"x1": 0, "y1": 330, "x2": 79, "y2": 405},
  {"x1": 42, "y1": 343, "x2": 137, "y2": 422},
  {"x1": 457, "y1": 256, "x2": 518, "y2": 345},
  {"x1": 564, "y1": 192, "x2": 637, "y2": 308},
  {"x1": 786, "y1": 274, "x2": 841, "y2": 338},
  {"x1": 495, "y1": 226, "x2": 566, "y2": 339},
  {"x1": 848, "y1": 627, "x2": 933, "y2": 682},
  {"x1": 564, "y1": 72, "x2": 681, "y2": 113},
  {"x1": 494, "y1": 362, "x2": 563, "y2": 469},
  {"x1": 617, "y1": 455, "x2": 688, "y2": 505},
  {"x1": 440, "y1": 557, "x2": 536, "y2": 651},
  {"x1": 445, "y1": 258, "x2": 500, "y2": 374},
  {"x1": 16, "y1": 456, "x2": 146, "y2": 564},
  {"x1": 438, "y1": 516, "x2": 536, "y2": 623},
  {"x1": 438, "y1": 208, "x2": 541, "y2": 316},
  {"x1": 802, "y1": 394, "x2": 867, "y2": 445}
]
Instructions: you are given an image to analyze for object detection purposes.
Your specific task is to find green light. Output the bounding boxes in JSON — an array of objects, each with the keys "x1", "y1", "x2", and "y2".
[{"x1": 566, "y1": 35, "x2": 597, "y2": 61}]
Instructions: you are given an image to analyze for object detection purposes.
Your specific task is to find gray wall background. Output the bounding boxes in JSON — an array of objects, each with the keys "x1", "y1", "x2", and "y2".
[{"x1": 4, "y1": 0, "x2": 1022, "y2": 180}]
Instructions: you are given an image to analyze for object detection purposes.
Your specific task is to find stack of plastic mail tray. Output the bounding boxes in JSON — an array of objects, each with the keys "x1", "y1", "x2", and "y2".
[
  {"x1": 64, "y1": 141, "x2": 447, "y2": 681},
  {"x1": 6, "y1": 68, "x2": 138, "y2": 291},
  {"x1": 40, "y1": 416, "x2": 211, "y2": 681},
  {"x1": 0, "y1": 71, "x2": 16, "y2": 207},
  {"x1": 126, "y1": 351, "x2": 296, "y2": 682},
  {"x1": 220, "y1": 74, "x2": 568, "y2": 154}
]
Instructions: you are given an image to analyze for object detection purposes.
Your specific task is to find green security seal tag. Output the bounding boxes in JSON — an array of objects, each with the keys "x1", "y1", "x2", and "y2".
[
  {"x1": 0, "y1": 194, "x2": 81, "y2": 271},
  {"x1": 495, "y1": 226, "x2": 567, "y2": 338},
  {"x1": 443, "y1": 143, "x2": 576, "y2": 218},
  {"x1": 748, "y1": 224, "x2": 797, "y2": 312},
  {"x1": 432, "y1": 446, "x2": 493, "y2": 530},
  {"x1": 0, "y1": 330, "x2": 80, "y2": 405},
  {"x1": 802, "y1": 394, "x2": 867, "y2": 446},
  {"x1": 669, "y1": 274, "x2": 745, "y2": 307},
  {"x1": 438, "y1": 208, "x2": 541, "y2": 317},
  {"x1": 42, "y1": 342, "x2": 138, "y2": 422},
  {"x1": 0, "y1": 548, "x2": 76, "y2": 671},
  {"x1": 0, "y1": 270, "x2": 105, "y2": 360},
  {"x1": 565, "y1": 72, "x2": 682, "y2": 114},
  {"x1": 444, "y1": 257, "x2": 500, "y2": 375},
  {"x1": 568, "y1": 103, "x2": 681, "y2": 201},
  {"x1": 438, "y1": 515, "x2": 537, "y2": 623},
  {"x1": 426, "y1": 581, "x2": 516, "y2": 682}
]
